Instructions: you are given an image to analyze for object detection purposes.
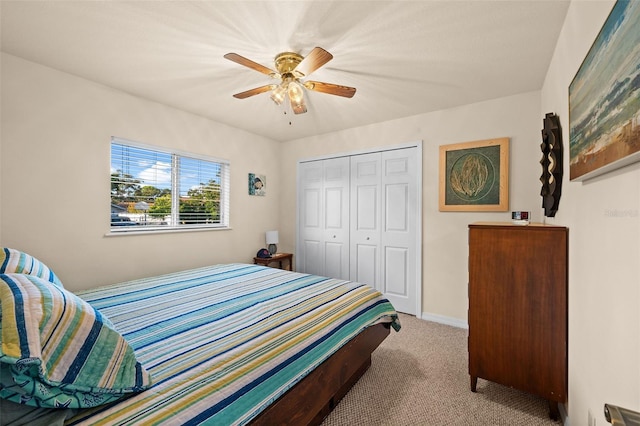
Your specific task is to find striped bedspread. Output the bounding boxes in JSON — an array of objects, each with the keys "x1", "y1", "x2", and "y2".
[{"x1": 66, "y1": 263, "x2": 399, "y2": 425}]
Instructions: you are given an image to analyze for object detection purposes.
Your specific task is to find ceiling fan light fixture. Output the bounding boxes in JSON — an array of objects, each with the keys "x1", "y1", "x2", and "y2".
[
  {"x1": 270, "y1": 83, "x2": 287, "y2": 105},
  {"x1": 287, "y1": 81, "x2": 307, "y2": 114},
  {"x1": 287, "y1": 81, "x2": 305, "y2": 104},
  {"x1": 290, "y1": 98, "x2": 307, "y2": 115}
]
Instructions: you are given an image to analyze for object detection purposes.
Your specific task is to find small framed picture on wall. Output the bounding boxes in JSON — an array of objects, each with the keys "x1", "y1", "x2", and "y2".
[{"x1": 248, "y1": 173, "x2": 266, "y2": 196}]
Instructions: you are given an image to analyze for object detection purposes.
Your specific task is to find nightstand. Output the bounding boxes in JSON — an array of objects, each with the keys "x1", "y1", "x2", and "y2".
[{"x1": 253, "y1": 252, "x2": 294, "y2": 271}]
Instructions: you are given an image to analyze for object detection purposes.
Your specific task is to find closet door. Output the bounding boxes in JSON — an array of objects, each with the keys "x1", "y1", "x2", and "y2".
[
  {"x1": 298, "y1": 161, "x2": 324, "y2": 276},
  {"x1": 349, "y1": 148, "x2": 418, "y2": 314},
  {"x1": 350, "y1": 153, "x2": 382, "y2": 290},
  {"x1": 298, "y1": 158, "x2": 350, "y2": 279},
  {"x1": 298, "y1": 146, "x2": 420, "y2": 315},
  {"x1": 380, "y1": 149, "x2": 418, "y2": 315}
]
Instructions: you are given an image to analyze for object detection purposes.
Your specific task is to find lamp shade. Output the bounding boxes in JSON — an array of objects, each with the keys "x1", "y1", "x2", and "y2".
[{"x1": 265, "y1": 230, "x2": 279, "y2": 245}]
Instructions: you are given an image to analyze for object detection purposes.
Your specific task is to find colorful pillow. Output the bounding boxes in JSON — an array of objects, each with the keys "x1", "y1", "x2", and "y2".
[
  {"x1": 0, "y1": 273, "x2": 152, "y2": 409},
  {"x1": 0, "y1": 247, "x2": 63, "y2": 288}
]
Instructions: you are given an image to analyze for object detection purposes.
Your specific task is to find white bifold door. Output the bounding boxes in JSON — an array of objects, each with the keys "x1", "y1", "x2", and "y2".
[
  {"x1": 297, "y1": 157, "x2": 350, "y2": 280},
  {"x1": 297, "y1": 146, "x2": 420, "y2": 315}
]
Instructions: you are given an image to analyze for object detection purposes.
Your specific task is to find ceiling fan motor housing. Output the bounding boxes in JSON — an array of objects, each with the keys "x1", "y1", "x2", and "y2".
[{"x1": 275, "y1": 52, "x2": 304, "y2": 75}]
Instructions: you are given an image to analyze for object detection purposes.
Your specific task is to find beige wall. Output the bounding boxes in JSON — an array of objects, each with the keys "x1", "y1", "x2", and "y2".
[
  {"x1": 541, "y1": 1, "x2": 640, "y2": 424},
  {"x1": 280, "y1": 90, "x2": 543, "y2": 325},
  {"x1": 0, "y1": 53, "x2": 282, "y2": 291}
]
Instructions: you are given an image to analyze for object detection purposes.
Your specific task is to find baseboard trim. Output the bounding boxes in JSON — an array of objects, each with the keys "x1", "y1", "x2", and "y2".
[
  {"x1": 420, "y1": 312, "x2": 468, "y2": 329},
  {"x1": 559, "y1": 403, "x2": 569, "y2": 425}
]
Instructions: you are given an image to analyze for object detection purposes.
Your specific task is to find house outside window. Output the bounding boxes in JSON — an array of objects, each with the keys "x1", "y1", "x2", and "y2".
[{"x1": 110, "y1": 137, "x2": 230, "y2": 233}]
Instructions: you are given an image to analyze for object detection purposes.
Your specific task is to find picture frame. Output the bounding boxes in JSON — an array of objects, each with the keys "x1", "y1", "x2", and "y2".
[
  {"x1": 439, "y1": 137, "x2": 509, "y2": 212},
  {"x1": 569, "y1": 0, "x2": 640, "y2": 181},
  {"x1": 248, "y1": 173, "x2": 266, "y2": 196}
]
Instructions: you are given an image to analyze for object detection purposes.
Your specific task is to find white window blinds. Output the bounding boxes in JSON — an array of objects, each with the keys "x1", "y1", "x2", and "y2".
[{"x1": 110, "y1": 138, "x2": 230, "y2": 232}]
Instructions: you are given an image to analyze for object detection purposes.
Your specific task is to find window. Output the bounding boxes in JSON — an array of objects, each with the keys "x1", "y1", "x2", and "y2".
[{"x1": 110, "y1": 138, "x2": 230, "y2": 233}]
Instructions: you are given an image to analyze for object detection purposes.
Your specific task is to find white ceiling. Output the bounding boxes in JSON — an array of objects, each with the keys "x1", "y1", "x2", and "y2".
[{"x1": 1, "y1": 1, "x2": 571, "y2": 142}]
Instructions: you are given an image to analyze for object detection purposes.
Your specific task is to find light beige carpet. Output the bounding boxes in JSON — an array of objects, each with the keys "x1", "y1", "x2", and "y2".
[{"x1": 321, "y1": 314, "x2": 563, "y2": 426}]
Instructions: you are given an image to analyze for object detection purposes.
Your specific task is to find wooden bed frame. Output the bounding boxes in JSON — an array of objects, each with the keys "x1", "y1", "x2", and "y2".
[{"x1": 250, "y1": 323, "x2": 391, "y2": 425}]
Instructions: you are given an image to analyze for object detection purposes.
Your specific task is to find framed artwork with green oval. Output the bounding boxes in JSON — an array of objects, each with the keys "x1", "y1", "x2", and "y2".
[{"x1": 439, "y1": 138, "x2": 509, "y2": 211}]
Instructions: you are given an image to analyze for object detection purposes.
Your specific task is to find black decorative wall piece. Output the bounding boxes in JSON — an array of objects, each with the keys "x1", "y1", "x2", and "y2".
[{"x1": 540, "y1": 112, "x2": 563, "y2": 217}]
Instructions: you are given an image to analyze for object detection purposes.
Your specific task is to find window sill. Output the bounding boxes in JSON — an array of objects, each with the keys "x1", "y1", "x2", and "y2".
[{"x1": 105, "y1": 226, "x2": 232, "y2": 237}]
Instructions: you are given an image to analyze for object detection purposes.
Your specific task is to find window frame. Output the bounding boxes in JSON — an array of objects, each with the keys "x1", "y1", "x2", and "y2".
[{"x1": 109, "y1": 137, "x2": 230, "y2": 235}]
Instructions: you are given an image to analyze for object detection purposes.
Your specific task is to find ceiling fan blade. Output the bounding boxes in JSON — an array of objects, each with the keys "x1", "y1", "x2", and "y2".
[
  {"x1": 294, "y1": 47, "x2": 333, "y2": 77},
  {"x1": 232, "y1": 85, "x2": 276, "y2": 99},
  {"x1": 304, "y1": 81, "x2": 356, "y2": 98},
  {"x1": 224, "y1": 53, "x2": 278, "y2": 77}
]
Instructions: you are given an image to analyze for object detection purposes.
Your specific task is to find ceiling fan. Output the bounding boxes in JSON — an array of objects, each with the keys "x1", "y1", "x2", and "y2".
[{"x1": 224, "y1": 47, "x2": 356, "y2": 115}]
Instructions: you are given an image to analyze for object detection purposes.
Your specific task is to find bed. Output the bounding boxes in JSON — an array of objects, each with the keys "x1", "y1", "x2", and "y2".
[{"x1": 0, "y1": 249, "x2": 399, "y2": 426}]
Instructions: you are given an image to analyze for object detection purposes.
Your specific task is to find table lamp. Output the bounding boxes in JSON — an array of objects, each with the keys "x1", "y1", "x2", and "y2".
[{"x1": 266, "y1": 230, "x2": 279, "y2": 255}]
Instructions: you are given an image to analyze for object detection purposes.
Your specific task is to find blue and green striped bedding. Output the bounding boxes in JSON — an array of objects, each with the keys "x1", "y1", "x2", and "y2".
[{"x1": 66, "y1": 263, "x2": 399, "y2": 425}]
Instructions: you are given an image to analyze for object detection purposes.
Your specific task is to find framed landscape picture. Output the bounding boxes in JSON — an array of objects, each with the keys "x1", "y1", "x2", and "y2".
[
  {"x1": 439, "y1": 137, "x2": 509, "y2": 212},
  {"x1": 569, "y1": 0, "x2": 640, "y2": 181}
]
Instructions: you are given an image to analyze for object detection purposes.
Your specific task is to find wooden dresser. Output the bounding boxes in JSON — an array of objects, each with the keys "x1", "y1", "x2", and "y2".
[{"x1": 468, "y1": 222, "x2": 568, "y2": 419}]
